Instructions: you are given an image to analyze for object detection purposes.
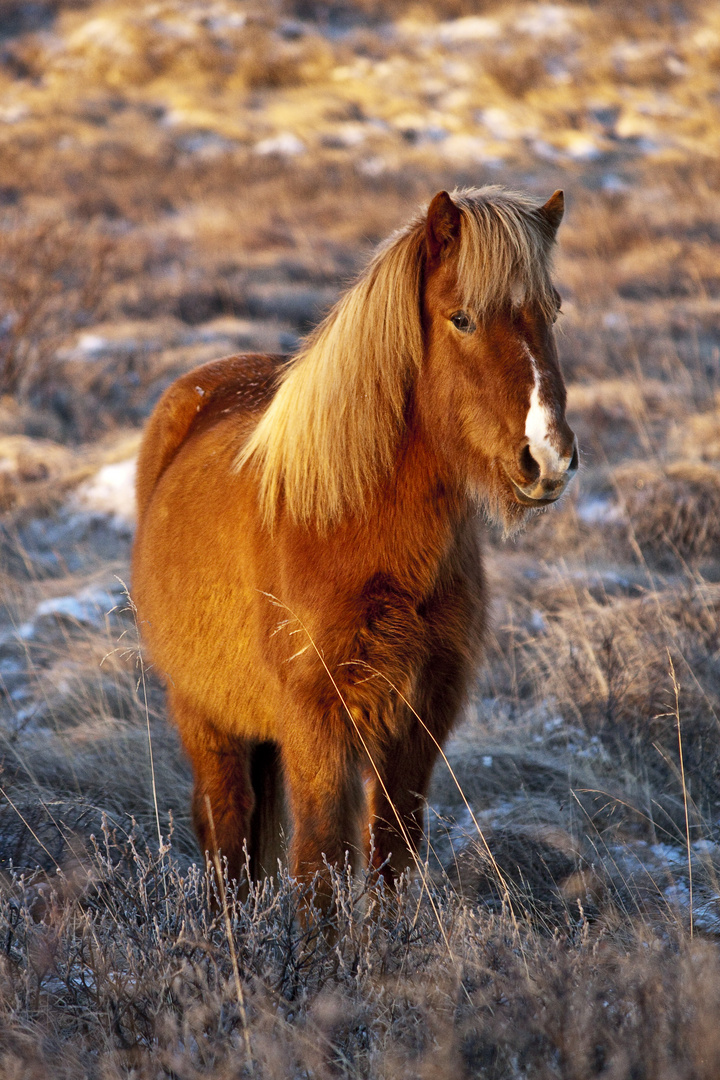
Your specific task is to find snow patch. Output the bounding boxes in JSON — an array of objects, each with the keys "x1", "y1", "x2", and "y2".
[
  {"x1": 70, "y1": 458, "x2": 137, "y2": 528},
  {"x1": 602, "y1": 312, "x2": 629, "y2": 330},
  {"x1": 35, "y1": 587, "x2": 119, "y2": 627},
  {"x1": 477, "y1": 107, "x2": 527, "y2": 140},
  {"x1": 0, "y1": 104, "x2": 29, "y2": 124},
  {"x1": 514, "y1": 5, "x2": 576, "y2": 38},
  {"x1": 533, "y1": 133, "x2": 602, "y2": 162},
  {"x1": 61, "y1": 332, "x2": 147, "y2": 362},
  {"x1": 564, "y1": 133, "x2": 603, "y2": 161},
  {"x1": 77, "y1": 333, "x2": 111, "y2": 356},
  {"x1": 206, "y1": 12, "x2": 247, "y2": 32},
  {"x1": 436, "y1": 16, "x2": 501, "y2": 43},
  {"x1": 357, "y1": 156, "x2": 386, "y2": 177},
  {"x1": 254, "y1": 133, "x2": 305, "y2": 157},
  {"x1": 178, "y1": 132, "x2": 236, "y2": 159},
  {"x1": 322, "y1": 123, "x2": 368, "y2": 148},
  {"x1": 576, "y1": 496, "x2": 624, "y2": 525},
  {"x1": 15, "y1": 585, "x2": 124, "y2": 641}
]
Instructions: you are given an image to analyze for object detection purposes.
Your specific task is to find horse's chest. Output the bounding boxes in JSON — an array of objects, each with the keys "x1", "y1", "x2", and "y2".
[{"x1": 347, "y1": 572, "x2": 432, "y2": 677}]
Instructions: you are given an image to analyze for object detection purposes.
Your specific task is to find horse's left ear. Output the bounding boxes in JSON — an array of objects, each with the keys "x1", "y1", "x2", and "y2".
[
  {"x1": 426, "y1": 191, "x2": 462, "y2": 261},
  {"x1": 539, "y1": 190, "x2": 564, "y2": 233}
]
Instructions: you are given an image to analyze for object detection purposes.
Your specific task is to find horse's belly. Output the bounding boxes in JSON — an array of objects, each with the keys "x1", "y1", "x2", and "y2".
[{"x1": 132, "y1": 435, "x2": 280, "y2": 740}]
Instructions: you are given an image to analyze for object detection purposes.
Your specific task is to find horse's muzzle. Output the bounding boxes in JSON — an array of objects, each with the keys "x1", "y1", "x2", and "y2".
[{"x1": 506, "y1": 439, "x2": 579, "y2": 506}]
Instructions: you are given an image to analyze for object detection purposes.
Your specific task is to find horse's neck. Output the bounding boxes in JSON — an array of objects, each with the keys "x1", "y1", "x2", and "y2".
[{"x1": 360, "y1": 420, "x2": 467, "y2": 590}]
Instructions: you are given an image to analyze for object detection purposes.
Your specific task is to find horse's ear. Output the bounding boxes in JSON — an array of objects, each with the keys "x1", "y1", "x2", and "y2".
[
  {"x1": 426, "y1": 191, "x2": 462, "y2": 261},
  {"x1": 539, "y1": 190, "x2": 564, "y2": 233}
]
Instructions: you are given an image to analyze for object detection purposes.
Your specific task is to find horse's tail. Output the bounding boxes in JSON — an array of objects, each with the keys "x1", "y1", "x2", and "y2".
[
  {"x1": 249, "y1": 742, "x2": 286, "y2": 879},
  {"x1": 135, "y1": 354, "x2": 284, "y2": 522}
]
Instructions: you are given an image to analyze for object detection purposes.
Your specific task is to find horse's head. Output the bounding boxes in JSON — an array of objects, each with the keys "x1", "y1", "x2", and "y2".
[{"x1": 420, "y1": 188, "x2": 578, "y2": 529}]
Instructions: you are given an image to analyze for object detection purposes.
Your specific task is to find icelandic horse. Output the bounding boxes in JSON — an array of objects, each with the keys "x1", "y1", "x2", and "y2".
[{"x1": 132, "y1": 187, "x2": 578, "y2": 901}]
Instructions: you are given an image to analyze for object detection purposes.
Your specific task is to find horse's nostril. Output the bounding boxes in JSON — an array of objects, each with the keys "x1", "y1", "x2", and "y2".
[
  {"x1": 519, "y1": 444, "x2": 540, "y2": 482},
  {"x1": 569, "y1": 443, "x2": 579, "y2": 472}
]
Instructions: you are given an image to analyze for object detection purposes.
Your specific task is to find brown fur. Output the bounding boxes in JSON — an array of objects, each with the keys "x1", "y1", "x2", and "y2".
[{"x1": 132, "y1": 187, "x2": 576, "y2": 897}]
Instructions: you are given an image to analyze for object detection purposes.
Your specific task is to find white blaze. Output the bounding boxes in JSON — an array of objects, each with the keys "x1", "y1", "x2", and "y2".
[{"x1": 524, "y1": 347, "x2": 569, "y2": 476}]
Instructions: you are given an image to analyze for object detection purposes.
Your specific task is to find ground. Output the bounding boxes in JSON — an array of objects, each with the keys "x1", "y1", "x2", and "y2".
[{"x1": 1, "y1": 0, "x2": 720, "y2": 1076}]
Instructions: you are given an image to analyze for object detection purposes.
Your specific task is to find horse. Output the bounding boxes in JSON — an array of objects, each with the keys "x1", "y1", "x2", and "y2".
[{"x1": 132, "y1": 186, "x2": 578, "y2": 900}]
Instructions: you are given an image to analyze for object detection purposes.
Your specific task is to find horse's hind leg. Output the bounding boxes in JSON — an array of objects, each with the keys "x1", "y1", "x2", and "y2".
[
  {"x1": 247, "y1": 740, "x2": 286, "y2": 878},
  {"x1": 169, "y1": 691, "x2": 255, "y2": 885}
]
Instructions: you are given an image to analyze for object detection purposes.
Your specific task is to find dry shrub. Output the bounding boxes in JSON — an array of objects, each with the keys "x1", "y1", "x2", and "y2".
[
  {"x1": 0, "y1": 601, "x2": 196, "y2": 858},
  {"x1": 237, "y1": 24, "x2": 336, "y2": 91},
  {"x1": 57, "y1": 5, "x2": 335, "y2": 92},
  {"x1": 514, "y1": 578, "x2": 720, "y2": 817},
  {"x1": 617, "y1": 239, "x2": 720, "y2": 301},
  {"x1": 0, "y1": 218, "x2": 114, "y2": 397},
  {"x1": 0, "y1": 436, "x2": 78, "y2": 512},
  {"x1": 0, "y1": 841, "x2": 720, "y2": 1078},
  {"x1": 449, "y1": 825, "x2": 588, "y2": 922},
  {"x1": 483, "y1": 47, "x2": 549, "y2": 100},
  {"x1": 560, "y1": 190, "x2": 644, "y2": 262},
  {"x1": 610, "y1": 40, "x2": 681, "y2": 88},
  {"x1": 670, "y1": 399, "x2": 720, "y2": 463},
  {"x1": 564, "y1": 376, "x2": 686, "y2": 464},
  {"x1": 281, "y1": 0, "x2": 484, "y2": 21},
  {"x1": 3, "y1": 717, "x2": 195, "y2": 859},
  {"x1": 614, "y1": 460, "x2": 720, "y2": 565}
]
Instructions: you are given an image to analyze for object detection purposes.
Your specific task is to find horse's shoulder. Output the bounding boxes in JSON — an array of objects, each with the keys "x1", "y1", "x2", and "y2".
[{"x1": 136, "y1": 353, "x2": 286, "y2": 519}]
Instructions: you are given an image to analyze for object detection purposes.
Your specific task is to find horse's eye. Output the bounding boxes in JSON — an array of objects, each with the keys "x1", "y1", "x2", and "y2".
[{"x1": 450, "y1": 311, "x2": 475, "y2": 333}]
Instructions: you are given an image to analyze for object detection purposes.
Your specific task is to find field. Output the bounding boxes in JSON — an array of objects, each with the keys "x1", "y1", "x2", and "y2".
[{"x1": 1, "y1": 0, "x2": 720, "y2": 1074}]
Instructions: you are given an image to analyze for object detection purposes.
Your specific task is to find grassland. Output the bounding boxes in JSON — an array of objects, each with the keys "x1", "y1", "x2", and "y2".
[{"x1": 1, "y1": 0, "x2": 720, "y2": 1075}]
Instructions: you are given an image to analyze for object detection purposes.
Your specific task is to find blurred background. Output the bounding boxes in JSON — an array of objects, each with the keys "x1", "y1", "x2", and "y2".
[{"x1": 1, "y1": 0, "x2": 718, "y2": 440}]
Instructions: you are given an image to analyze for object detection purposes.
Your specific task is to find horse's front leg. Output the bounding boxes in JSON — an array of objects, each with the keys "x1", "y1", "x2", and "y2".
[
  {"x1": 367, "y1": 639, "x2": 473, "y2": 884},
  {"x1": 366, "y1": 724, "x2": 441, "y2": 885},
  {"x1": 281, "y1": 704, "x2": 365, "y2": 908}
]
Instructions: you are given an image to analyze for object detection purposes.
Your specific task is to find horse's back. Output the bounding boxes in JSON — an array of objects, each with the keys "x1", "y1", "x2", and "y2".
[{"x1": 136, "y1": 353, "x2": 285, "y2": 521}]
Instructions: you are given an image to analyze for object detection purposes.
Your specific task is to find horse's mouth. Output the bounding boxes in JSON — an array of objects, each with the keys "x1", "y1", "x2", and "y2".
[{"x1": 506, "y1": 474, "x2": 564, "y2": 507}]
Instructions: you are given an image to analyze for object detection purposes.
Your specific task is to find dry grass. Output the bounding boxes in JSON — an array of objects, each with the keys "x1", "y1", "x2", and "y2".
[
  {"x1": 2, "y1": 837, "x2": 720, "y2": 1077},
  {"x1": 0, "y1": 219, "x2": 114, "y2": 397},
  {"x1": 1, "y1": 0, "x2": 720, "y2": 1073},
  {"x1": 614, "y1": 460, "x2": 720, "y2": 566}
]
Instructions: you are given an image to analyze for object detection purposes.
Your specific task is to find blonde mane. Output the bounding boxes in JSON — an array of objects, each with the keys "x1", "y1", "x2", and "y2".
[{"x1": 235, "y1": 186, "x2": 558, "y2": 529}]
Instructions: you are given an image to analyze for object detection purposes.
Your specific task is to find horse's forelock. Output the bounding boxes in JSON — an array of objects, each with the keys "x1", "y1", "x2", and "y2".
[{"x1": 452, "y1": 188, "x2": 558, "y2": 320}]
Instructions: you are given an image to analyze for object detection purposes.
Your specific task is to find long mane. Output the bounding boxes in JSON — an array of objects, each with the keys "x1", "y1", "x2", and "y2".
[{"x1": 235, "y1": 186, "x2": 558, "y2": 529}]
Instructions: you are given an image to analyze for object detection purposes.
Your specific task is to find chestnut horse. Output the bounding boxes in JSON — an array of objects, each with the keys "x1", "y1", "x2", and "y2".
[{"x1": 132, "y1": 186, "x2": 578, "y2": 896}]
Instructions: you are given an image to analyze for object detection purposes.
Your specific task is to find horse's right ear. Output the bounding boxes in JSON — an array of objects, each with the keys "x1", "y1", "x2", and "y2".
[
  {"x1": 425, "y1": 191, "x2": 462, "y2": 261},
  {"x1": 539, "y1": 190, "x2": 564, "y2": 234}
]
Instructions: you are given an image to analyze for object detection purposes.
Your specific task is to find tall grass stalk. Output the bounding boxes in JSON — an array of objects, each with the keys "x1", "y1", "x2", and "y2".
[{"x1": 669, "y1": 651, "x2": 694, "y2": 938}]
